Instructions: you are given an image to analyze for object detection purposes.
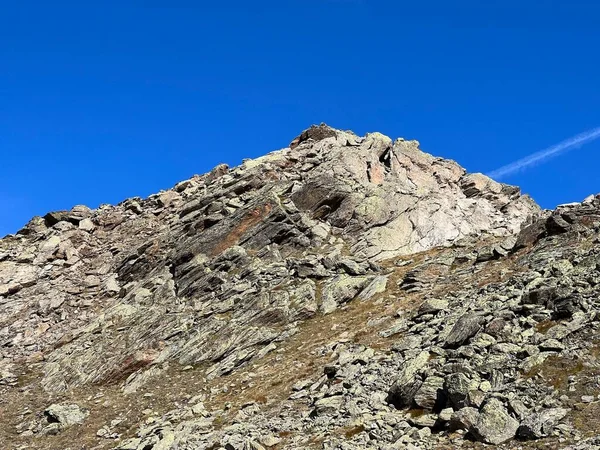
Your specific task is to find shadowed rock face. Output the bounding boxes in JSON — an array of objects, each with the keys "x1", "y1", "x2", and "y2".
[{"x1": 1, "y1": 125, "x2": 566, "y2": 449}]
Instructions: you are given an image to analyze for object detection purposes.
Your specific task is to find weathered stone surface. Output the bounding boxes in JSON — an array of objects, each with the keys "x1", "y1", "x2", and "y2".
[
  {"x1": 417, "y1": 298, "x2": 448, "y2": 316},
  {"x1": 320, "y1": 275, "x2": 370, "y2": 313},
  {"x1": 518, "y1": 408, "x2": 568, "y2": 439},
  {"x1": 450, "y1": 407, "x2": 480, "y2": 431},
  {"x1": 387, "y1": 351, "x2": 429, "y2": 408},
  {"x1": 445, "y1": 372, "x2": 474, "y2": 409},
  {"x1": 413, "y1": 375, "x2": 444, "y2": 410},
  {"x1": 473, "y1": 399, "x2": 520, "y2": 444},
  {"x1": 311, "y1": 396, "x2": 344, "y2": 417},
  {"x1": 443, "y1": 313, "x2": 484, "y2": 348},
  {"x1": 44, "y1": 403, "x2": 89, "y2": 429},
  {"x1": 7, "y1": 125, "x2": 600, "y2": 450}
]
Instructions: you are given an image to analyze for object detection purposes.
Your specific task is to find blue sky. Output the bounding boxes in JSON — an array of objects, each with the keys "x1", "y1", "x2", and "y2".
[{"x1": 2, "y1": 1, "x2": 600, "y2": 236}]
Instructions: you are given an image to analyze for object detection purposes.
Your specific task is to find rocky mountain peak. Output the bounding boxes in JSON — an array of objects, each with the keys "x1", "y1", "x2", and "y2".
[
  {"x1": 287, "y1": 123, "x2": 539, "y2": 259},
  {"x1": 4, "y1": 126, "x2": 599, "y2": 450}
]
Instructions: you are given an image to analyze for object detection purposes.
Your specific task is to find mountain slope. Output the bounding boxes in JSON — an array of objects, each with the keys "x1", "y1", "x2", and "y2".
[{"x1": 2, "y1": 125, "x2": 599, "y2": 449}]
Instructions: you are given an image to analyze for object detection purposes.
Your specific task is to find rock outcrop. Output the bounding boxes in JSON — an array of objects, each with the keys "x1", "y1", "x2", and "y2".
[{"x1": 3, "y1": 124, "x2": 599, "y2": 450}]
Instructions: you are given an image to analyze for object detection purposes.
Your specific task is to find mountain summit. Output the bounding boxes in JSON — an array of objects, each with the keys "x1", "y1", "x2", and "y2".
[{"x1": 2, "y1": 125, "x2": 600, "y2": 450}]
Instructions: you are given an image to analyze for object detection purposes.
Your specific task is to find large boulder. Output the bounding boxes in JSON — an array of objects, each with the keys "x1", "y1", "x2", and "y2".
[
  {"x1": 472, "y1": 399, "x2": 519, "y2": 445},
  {"x1": 44, "y1": 403, "x2": 89, "y2": 431},
  {"x1": 387, "y1": 351, "x2": 430, "y2": 409},
  {"x1": 444, "y1": 313, "x2": 485, "y2": 348},
  {"x1": 517, "y1": 408, "x2": 568, "y2": 439}
]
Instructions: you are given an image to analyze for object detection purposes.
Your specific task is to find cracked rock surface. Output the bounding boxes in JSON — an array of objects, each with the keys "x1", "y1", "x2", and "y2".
[{"x1": 3, "y1": 124, "x2": 599, "y2": 450}]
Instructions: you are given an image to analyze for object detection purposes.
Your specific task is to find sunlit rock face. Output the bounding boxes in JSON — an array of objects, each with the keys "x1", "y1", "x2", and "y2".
[
  {"x1": 6, "y1": 124, "x2": 581, "y2": 450},
  {"x1": 0, "y1": 124, "x2": 540, "y2": 394}
]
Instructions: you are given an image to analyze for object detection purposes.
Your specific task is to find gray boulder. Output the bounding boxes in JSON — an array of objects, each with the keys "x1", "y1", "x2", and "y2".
[
  {"x1": 44, "y1": 403, "x2": 89, "y2": 429},
  {"x1": 450, "y1": 407, "x2": 480, "y2": 431},
  {"x1": 517, "y1": 408, "x2": 568, "y2": 439},
  {"x1": 472, "y1": 399, "x2": 519, "y2": 445},
  {"x1": 443, "y1": 313, "x2": 485, "y2": 348},
  {"x1": 444, "y1": 372, "x2": 474, "y2": 409},
  {"x1": 414, "y1": 376, "x2": 444, "y2": 410},
  {"x1": 387, "y1": 351, "x2": 430, "y2": 409}
]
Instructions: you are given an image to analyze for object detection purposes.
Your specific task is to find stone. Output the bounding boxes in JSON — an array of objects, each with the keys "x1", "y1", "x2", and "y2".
[
  {"x1": 357, "y1": 275, "x2": 388, "y2": 300},
  {"x1": 246, "y1": 440, "x2": 266, "y2": 450},
  {"x1": 320, "y1": 275, "x2": 370, "y2": 313},
  {"x1": 289, "y1": 123, "x2": 339, "y2": 149},
  {"x1": 444, "y1": 373, "x2": 473, "y2": 409},
  {"x1": 311, "y1": 396, "x2": 344, "y2": 417},
  {"x1": 387, "y1": 351, "x2": 430, "y2": 409},
  {"x1": 260, "y1": 435, "x2": 282, "y2": 447},
  {"x1": 438, "y1": 407, "x2": 454, "y2": 422},
  {"x1": 546, "y1": 214, "x2": 571, "y2": 234},
  {"x1": 417, "y1": 298, "x2": 448, "y2": 316},
  {"x1": 392, "y1": 335, "x2": 423, "y2": 352},
  {"x1": 338, "y1": 259, "x2": 365, "y2": 275},
  {"x1": 443, "y1": 314, "x2": 484, "y2": 348},
  {"x1": 551, "y1": 294, "x2": 581, "y2": 319},
  {"x1": 414, "y1": 376, "x2": 444, "y2": 410},
  {"x1": 79, "y1": 218, "x2": 96, "y2": 231},
  {"x1": 473, "y1": 398, "x2": 519, "y2": 444},
  {"x1": 44, "y1": 403, "x2": 89, "y2": 429},
  {"x1": 522, "y1": 287, "x2": 556, "y2": 306},
  {"x1": 517, "y1": 408, "x2": 568, "y2": 439},
  {"x1": 450, "y1": 407, "x2": 480, "y2": 431}
]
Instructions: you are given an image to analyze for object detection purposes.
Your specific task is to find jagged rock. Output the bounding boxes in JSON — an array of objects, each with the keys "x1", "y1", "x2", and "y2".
[
  {"x1": 444, "y1": 372, "x2": 475, "y2": 409},
  {"x1": 320, "y1": 275, "x2": 370, "y2": 313},
  {"x1": 357, "y1": 275, "x2": 388, "y2": 300},
  {"x1": 79, "y1": 217, "x2": 95, "y2": 231},
  {"x1": 392, "y1": 335, "x2": 423, "y2": 352},
  {"x1": 451, "y1": 406, "x2": 480, "y2": 431},
  {"x1": 546, "y1": 214, "x2": 572, "y2": 234},
  {"x1": 387, "y1": 351, "x2": 429, "y2": 408},
  {"x1": 443, "y1": 313, "x2": 484, "y2": 348},
  {"x1": 289, "y1": 123, "x2": 339, "y2": 150},
  {"x1": 311, "y1": 396, "x2": 344, "y2": 417},
  {"x1": 550, "y1": 294, "x2": 581, "y2": 319},
  {"x1": 514, "y1": 219, "x2": 548, "y2": 249},
  {"x1": 522, "y1": 286, "x2": 557, "y2": 306},
  {"x1": 413, "y1": 375, "x2": 444, "y2": 410},
  {"x1": 517, "y1": 408, "x2": 568, "y2": 439},
  {"x1": 44, "y1": 403, "x2": 89, "y2": 429},
  {"x1": 417, "y1": 298, "x2": 448, "y2": 316},
  {"x1": 260, "y1": 435, "x2": 281, "y2": 447}
]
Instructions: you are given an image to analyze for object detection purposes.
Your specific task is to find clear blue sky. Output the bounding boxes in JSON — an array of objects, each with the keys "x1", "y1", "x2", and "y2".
[{"x1": 2, "y1": 1, "x2": 600, "y2": 236}]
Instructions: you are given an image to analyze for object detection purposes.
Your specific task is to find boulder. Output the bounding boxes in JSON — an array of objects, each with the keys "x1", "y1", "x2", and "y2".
[
  {"x1": 311, "y1": 396, "x2": 344, "y2": 417},
  {"x1": 450, "y1": 407, "x2": 480, "y2": 431},
  {"x1": 417, "y1": 298, "x2": 449, "y2": 316},
  {"x1": 444, "y1": 373, "x2": 474, "y2": 409},
  {"x1": 387, "y1": 351, "x2": 430, "y2": 409},
  {"x1": 517, "y1": 408, "x2": 568, "y2": 439},
  {"x1": 44, "y1": 403, "x2": 89, "y2": 429},
  {"x1": 414, "y1": 376, "x2": 444, "y2": 410},
  {"x1": 472, "y1": 399, "x2": 519, "y2": 445},
  {"x1": 443, "y1": 314, "x2": 484, "y2": 348}
]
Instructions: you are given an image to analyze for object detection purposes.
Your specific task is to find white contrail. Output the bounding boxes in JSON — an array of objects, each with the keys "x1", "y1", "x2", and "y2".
[{"x1": 487, "y1": 126, "x2": 600, "y2": 180}]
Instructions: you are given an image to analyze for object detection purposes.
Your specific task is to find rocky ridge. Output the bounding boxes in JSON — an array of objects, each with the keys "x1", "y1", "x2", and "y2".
[{"x1": 1, "y1": 125, "x2": 599, "y2": 449}]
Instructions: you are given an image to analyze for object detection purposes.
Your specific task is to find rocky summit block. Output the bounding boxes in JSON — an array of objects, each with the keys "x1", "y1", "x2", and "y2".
[{"x1": 9, "y1": 124, "x2": 600, "y2": 450}]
